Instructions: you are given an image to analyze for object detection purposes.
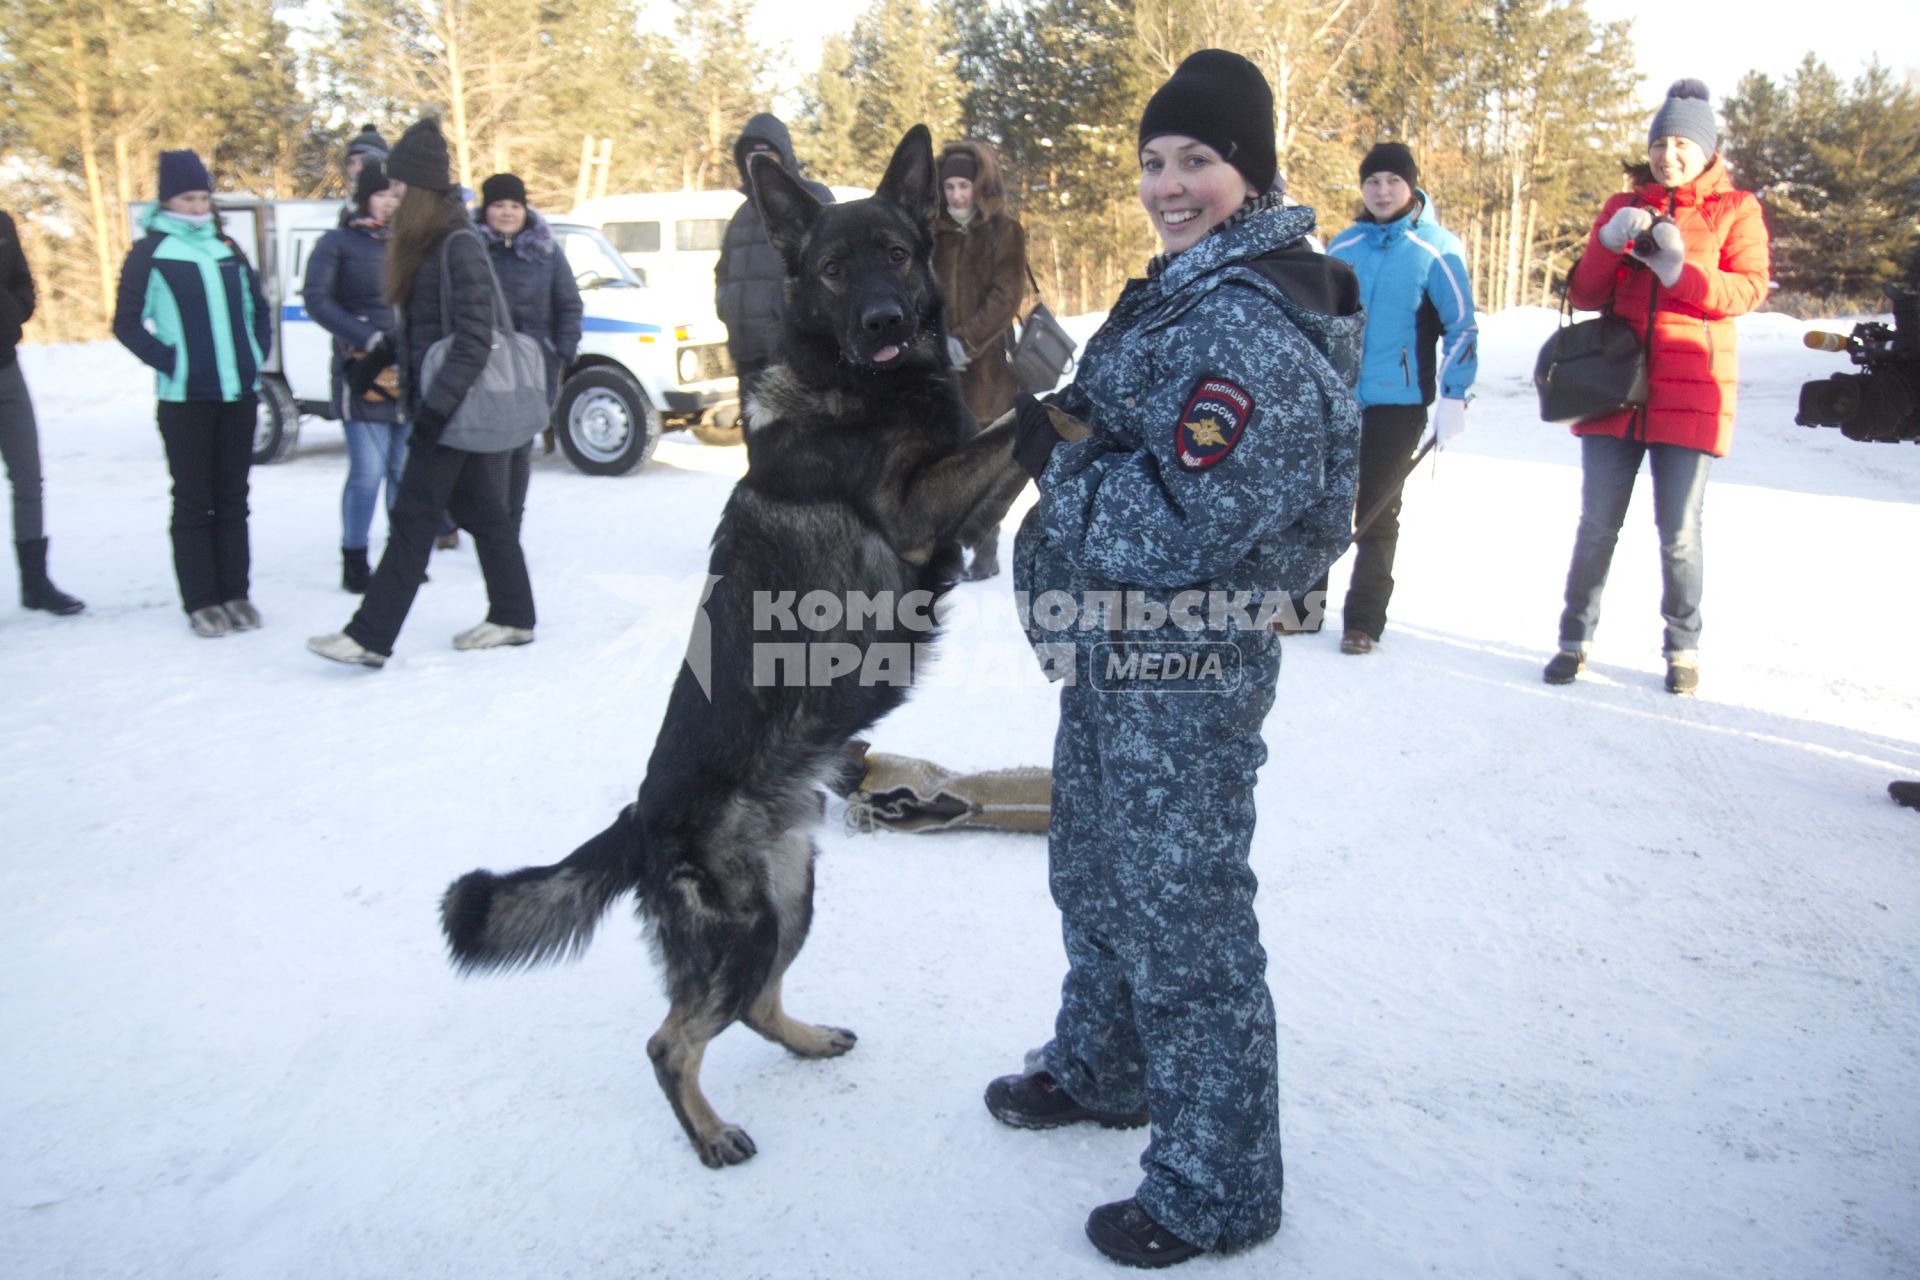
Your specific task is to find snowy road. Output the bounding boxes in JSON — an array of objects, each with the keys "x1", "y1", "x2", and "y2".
[{"x1": 3, "y1": 309, "x2": 1916, "y2": 1278}]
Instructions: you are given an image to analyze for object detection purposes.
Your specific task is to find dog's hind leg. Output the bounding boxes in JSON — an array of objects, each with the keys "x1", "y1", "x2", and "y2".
[
  {"x1": 742, "y1": 973, "x2": 857, "y2": 1058},
  {"x1": 647, "y1": 999, "x2": 756, "y2": 1169}
]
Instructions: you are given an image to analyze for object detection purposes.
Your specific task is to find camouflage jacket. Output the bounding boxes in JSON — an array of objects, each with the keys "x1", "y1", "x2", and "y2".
[{"x1": 1014, "y1": 203, "x2": 1363, "y2": 654}]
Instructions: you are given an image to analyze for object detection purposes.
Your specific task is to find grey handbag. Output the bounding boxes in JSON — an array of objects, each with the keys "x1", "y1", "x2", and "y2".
[
  {"x1": 1005, "y1": 263, "x2": 1078, "y2": 394},
  {"x1": 417, "y1": 229, "x2": 549, "y2": 452}
]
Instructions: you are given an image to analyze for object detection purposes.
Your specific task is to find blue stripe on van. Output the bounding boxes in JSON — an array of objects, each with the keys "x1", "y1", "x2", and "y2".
[
  {"x1": 283, "y1": 304, "x2": 312, "y2": 322},
  {"x1": 582, "y1": 316, "x2": 662, "y2": 335}
]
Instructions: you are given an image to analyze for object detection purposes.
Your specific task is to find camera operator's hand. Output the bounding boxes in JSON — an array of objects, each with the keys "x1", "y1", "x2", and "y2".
[
  {"x1": 1598, "y1": 206, "x2": 1653, "y2": 254},
  {"x1": 1627, "y1": 219, "x2": 1687, "y2": 287}
]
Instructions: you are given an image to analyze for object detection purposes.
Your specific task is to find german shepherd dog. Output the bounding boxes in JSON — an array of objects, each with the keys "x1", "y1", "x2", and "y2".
[{"x1": 438, "y1": 126, "x2": 1032, "y2": 1168}]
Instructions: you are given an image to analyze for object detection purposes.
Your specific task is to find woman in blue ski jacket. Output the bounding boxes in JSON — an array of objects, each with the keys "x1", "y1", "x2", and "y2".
[
  {"x1": 986, "y1": 50, "x2": 1362, "y2": 1270},
  {"x1": 1317, "y1": 142, "x2": 1478, "y2": 653}
]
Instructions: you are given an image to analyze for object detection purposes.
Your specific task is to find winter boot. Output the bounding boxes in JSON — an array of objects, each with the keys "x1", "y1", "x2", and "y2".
[
  {"x1": 1664, "y1": 651, "x2": 1699, "y2": 696},
  {"x1": 1889, "y1": 781, "x2": 1920, "y2": 811},
  {"x1": 15, "y1": 537, "x2": 84, "y2": 615},
  {"x1": 983, "y1": 1070, "x2": 1148, "y2": 1131},
  {"x1": 434, "y1": 529, "x2": 461, "y2": 552},
  {"x1": 307, "y1": 631, "x2": 386, "y2": 668},
  {"x1": 1543, "y1": 649, "x2": 1585, "y2": 685},
  {"x1": 222, "y1": 599, "x2": 262, "y2": 631},
  {"x1": 1084, "y1": 1199, "x2": 1206, "y2": 1269},
  {"x1": 452, "y1": 620, "x2": 534, "y2": 650},
  {"x1": 342, "y1": 546, "x2": 371, "y2": 593},
  {"x1": 188, "y1": 605, "x2": 231, "y2": 637},
  {"x1": 1340, "y1": 628, "x2": 1375, "y2": 655}
]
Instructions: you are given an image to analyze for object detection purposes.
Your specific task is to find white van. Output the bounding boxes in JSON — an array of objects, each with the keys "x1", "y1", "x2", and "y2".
[{"x1": 131, "y1": 195, "x2": 739, "y2": 475}]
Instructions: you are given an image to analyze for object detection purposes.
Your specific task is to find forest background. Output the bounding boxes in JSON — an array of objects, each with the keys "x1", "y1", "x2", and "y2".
[{"x1": 2, "y1": 0, "x2": 1916, "y2": 343}]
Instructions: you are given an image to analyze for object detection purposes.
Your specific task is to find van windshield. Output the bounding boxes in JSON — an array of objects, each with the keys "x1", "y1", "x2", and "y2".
[{"x1": 553, "y1": 225, "x2": 643, "y2": 289}]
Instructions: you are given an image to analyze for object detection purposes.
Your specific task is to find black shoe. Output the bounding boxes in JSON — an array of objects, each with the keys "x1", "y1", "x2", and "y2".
[
  {"x1": 1543, "y1": 649, "x2": 1584, "y2": 685},
  {"x1": 1889, "y1": 781, "x2": 1920, "y2": 811},
  {"x1": 1085, "y1": 1199, "x2": 1205, "y2": 1269},
  {"x1": 342, "y1": 546, "x2": 370, "y2": 593},
  {"x1": 15, "y1": 537, "x2": 84, "y2": 615},
  {"x1": 984, "y1": 1070, "x2": 1148, "y2": 1131},
  {"x1": 1665, "y1": 655, "x2": 1699, "y2": 696}
]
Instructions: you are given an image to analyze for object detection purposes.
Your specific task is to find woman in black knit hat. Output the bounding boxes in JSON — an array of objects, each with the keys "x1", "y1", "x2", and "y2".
[
  {"x1": 985, "y1": 49, "x2": 1363, "y2": 1269},
  {"x1": 307, "y1": 118, "x2": 536, "y2": 668}
]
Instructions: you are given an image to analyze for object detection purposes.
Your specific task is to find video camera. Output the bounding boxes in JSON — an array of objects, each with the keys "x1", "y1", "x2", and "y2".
[{"x1": 1796, "y1": 284, "x2": 1920, "y2": 443}]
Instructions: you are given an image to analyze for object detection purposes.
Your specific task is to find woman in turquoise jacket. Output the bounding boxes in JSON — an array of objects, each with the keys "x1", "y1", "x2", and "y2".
[
  {"x1": 113, "y1": 151, "x2": 272, "y2": 638},
  {"x1": 1320, "y1": 142, "x2": 1478, "y2": 653}
]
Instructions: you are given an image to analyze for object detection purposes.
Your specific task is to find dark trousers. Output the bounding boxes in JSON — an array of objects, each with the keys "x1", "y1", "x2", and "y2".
[
  {"x1": 157, "y1": 396, "x2": 255, "y2": 612},
  {"x1": 504, "y1": 438, "x2": 532, "y2": 535},
  {"x1": 347, "y1": 442, "x2": 534, "y2": 657},
  {"x1": 1558, "y1": 434, "x2": 1712, "y2": 655},
  {"x1": 1340, "y1": 403, "x2": 1429, "y2": 640},
  {"x1": 0, "y1": 360, "x2": 46, "y2": 543}
]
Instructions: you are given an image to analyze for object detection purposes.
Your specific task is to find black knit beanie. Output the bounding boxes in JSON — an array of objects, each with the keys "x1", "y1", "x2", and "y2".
[
  {"x1": 385, "y1": 118, "x2": 452, "y2": 192},
  {"x1": 1359, "y1": 141, "x2": 1418, "y2": 187},
  {"x1": 352, "y1": 159, "x2": 388, "y2": 212},
  {"x1": 157, "y1": 150, "x2": 212, "y2": 201},
  {"x1": 480, "y1": 173, "x2": 528, "y2": 207},
  {"x1": 346, "y1": 124, "x2": 389, "y2": 165},
  {"x1": 1138, "y1": 50, "x2": 1277, "y2": 195},
  {"x1": 1648, "y1": 79, "x2": 1717, "y2": 156}
]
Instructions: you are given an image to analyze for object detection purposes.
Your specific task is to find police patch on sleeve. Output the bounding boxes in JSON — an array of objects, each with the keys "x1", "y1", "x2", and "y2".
[{"x1": 1174, "y1": 377, "x2": 1254, "y2": 471}]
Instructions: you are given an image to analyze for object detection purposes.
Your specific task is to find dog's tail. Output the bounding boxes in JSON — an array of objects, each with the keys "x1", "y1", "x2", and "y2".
[{"x1": 440, "y1": 809, "x2": 641, "y2": 974}]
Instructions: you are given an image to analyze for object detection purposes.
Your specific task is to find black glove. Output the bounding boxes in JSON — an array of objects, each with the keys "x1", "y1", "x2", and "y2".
[
  {"x1": 409, "y1": 404, "x2": 447, "y2": 446},
  {"x1": 1012, "y1": 393, "x2": 1062, "y2": 480},
  {"x1": 345, "y1": 340, "x2": 394, "y2": 401}
]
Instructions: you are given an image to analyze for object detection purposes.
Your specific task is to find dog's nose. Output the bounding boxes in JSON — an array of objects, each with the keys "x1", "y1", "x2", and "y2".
[{"x1": 861, "y1": 301, "x2": 905, "y2": 334}]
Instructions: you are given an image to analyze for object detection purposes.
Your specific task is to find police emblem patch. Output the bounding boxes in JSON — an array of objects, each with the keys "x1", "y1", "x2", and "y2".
[{"x1": 1174, "y1": 377, "x2": 1254, "y2": 470}]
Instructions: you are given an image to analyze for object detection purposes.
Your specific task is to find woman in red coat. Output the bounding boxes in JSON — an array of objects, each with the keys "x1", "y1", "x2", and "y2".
[{"x1": 1543, "y1": 79, "x2": 1769, "y2": 695}]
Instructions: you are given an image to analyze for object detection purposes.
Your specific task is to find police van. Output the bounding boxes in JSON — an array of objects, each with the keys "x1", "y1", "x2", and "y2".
[{"x1": 132, "y1": 195, "x2": 739, "y2": 474}]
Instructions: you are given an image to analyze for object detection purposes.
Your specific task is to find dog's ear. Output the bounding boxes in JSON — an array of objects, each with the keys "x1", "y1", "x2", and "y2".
[
  {"x1": 751, "y1": 153, "x2": 822, "y2": 267},
  {"x1": 874, "y1": 124, "x2": 936, "y2": 227}
]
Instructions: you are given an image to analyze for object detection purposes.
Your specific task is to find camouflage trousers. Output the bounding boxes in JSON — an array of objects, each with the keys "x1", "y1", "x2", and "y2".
[{"x1": 1039, "y1": 628, "x2": 1284, "y2": 1251}]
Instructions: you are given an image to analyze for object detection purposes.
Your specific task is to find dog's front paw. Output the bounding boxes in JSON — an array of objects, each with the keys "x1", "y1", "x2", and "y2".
[
  {"x1": 698, "y1": 1125, "x2": 758, "y2": 1169},
  {"x1": 820, "y1": 1026, "x2": 858, "y2": 1056}
]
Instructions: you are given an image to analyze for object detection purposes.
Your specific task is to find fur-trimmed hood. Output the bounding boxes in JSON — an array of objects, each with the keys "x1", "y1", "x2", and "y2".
[
  {"x1": 474, "y1": 204, "x2": 556, "y2": 260},
  {"x1": 935, "y1": 140, "x2": 1008, "y2": 219}
]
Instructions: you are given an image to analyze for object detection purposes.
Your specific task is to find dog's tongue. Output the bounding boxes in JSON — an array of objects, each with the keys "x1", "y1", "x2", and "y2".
[{"x1": 874, "y1": 344, "x2": 901, "y2": 364}]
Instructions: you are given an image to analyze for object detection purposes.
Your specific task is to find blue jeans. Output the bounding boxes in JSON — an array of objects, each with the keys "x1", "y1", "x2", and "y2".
[
  {"x1": 341, "y1": 420, "x2": 409, "y2": 550},
  {"x1": 1558, "y1": 434, "x2": 1713, "y2": 655}
]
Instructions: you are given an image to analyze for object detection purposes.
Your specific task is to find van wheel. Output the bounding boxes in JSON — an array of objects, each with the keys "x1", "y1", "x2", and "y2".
[
  {"x1": 690, "y1": 403, "x2": 743, "y2": 448},
  {"x1": 556, "y1": 367, "x2": 661, "y2": 476},
  {"x1": 252, "y1": 376, "x2": 300, "y2": 464}
]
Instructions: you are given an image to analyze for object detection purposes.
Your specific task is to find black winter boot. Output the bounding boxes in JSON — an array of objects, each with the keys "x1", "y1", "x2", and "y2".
[
  {"x1": 16, "y1": 538, "x2": 84, "y2": 615},
  {"x1": 1084, "y1": 1199, "x2": 1206, "y2": 1269},
  {"x1": 1888, "y1": 781, "x2": 1920, "y2": 811},
  {"x1": 984, "y1": 1070, "x2": 1148, "y2": 1131},
  {"x1": 342, "y1": 546, "x2": 371, "y2": 593}
]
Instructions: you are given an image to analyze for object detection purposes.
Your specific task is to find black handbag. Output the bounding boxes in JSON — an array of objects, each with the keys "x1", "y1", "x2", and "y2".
[
  {"x1": 1533, "y1": 281, "x2": 1648, "y2": 425},
  {"x1": 1006, "y1": 263, "x2": 1078, "y2": 394}
]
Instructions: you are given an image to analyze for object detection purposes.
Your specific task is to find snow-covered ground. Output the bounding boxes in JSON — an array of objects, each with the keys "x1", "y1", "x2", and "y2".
[{"x1": 3, "y1": 307, "x2": 1916, "y2": 1280}]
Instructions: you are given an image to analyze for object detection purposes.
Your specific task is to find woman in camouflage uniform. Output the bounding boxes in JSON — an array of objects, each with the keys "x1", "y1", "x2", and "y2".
[{"x1": 987, "y1": 50, "x2": 1363, "y2": 1267}]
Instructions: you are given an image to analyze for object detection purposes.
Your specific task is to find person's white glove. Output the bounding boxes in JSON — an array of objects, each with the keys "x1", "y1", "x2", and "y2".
[
  {"x1": 1627, "y1": 219, "x2": 1686, "y2": 287},
  {"x1": 1421, "y1": 396, "x2": 1468, "y2": 451},
  {"x1": 1597, "y1": 206, "x2": 1654, "y2": 254},
  {"x1": 945, "y1": 335, "x2": 969, "y2": 370}
]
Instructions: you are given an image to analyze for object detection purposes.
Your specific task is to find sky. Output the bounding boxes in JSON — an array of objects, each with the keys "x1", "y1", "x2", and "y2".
[{"x1": 728, "y1": 0, "x2": 1915, "y2": 112}]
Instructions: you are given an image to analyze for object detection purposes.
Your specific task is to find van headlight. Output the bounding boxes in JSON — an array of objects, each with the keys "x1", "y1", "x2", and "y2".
[{"x1": 676, "y1": 348, "x2": 700, "y2": 383}]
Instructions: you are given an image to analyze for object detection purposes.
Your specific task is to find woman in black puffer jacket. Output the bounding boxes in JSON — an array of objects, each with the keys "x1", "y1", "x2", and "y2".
[
  {"x1": 475, "y1": 172, "x2": 582, "y2": 532},
  {"x1": 302, "y1": 159, "x2": 404, "y2": 592},
  {"x1": 306, "y1": 118, "x2": 535, "y2": 669}
]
